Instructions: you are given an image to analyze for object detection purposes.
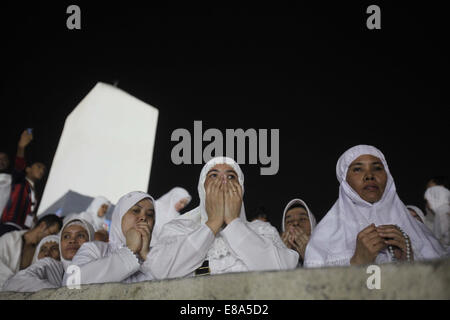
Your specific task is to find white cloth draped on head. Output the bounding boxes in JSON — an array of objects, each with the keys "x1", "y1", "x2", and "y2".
[
  {"x1": 153, "y1": 187, "x2": 191, "y2": 240},
  {"x1": 31, "y1": 235, "x2": 60, "y2": 265},
  {"x1": 176, "y1": 157, "x2": 247, "y2": 260},
  {"x1": 424, "y1": 185, "x2": 450, "y2": 247},
  {"x1": 109, "y1": 191, "x2": 154, "y2": 250},
  {"x1": 147, "y1": 156, "x2": 298, "y2": 279},
  {"x1": 59, "y1": 217, "x2": 95, "y2": 270},
  {"x1": 181, "y1": 156, "x2": 247, "y2": 225},
  {"x1": 406, "y1": 205, "x2": 426, "y2": 224},
  {"x1": 304, "y1": 145, "x2": 447, "y2": 268},
  {"x1": 80, "y1": 196, "x2": 112, "y2": 231},
  {"x1": 281, "y1": 198, "x2": 317, "y2": 233}
]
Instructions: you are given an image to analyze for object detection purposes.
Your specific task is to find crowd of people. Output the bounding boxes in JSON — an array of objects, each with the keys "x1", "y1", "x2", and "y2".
[{"x1": 0, "y1": 130, "x2": 448, "y2": 292}]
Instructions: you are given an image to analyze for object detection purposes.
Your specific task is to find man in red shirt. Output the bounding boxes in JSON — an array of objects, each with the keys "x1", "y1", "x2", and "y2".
[{"x1": 0, "y1": 130, "x2": 47, "y2": 236}]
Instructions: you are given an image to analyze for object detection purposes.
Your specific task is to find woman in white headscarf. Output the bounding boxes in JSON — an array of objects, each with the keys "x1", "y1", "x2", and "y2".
[
  {"x1": 280, "y1": 199, "x2": 317, "y2": 266},
  {"x1": 62, "y1": 191, "x2": 156, "y2": 285},
  {"x1": 304, "y1": 145, "x2": 447, "y2": 268},
  {"x1": 147, "y1": 157, "x2": 299, "y2": 280},
  {"x1": 406, "y1": 205, "x2": 426, "y2": 225},
  {"x1": 2, "y1": 217, "x2": 94, "y2": 292},
  {"x1": 424, "y1": 185, "x2": 450, "y2": 247},
  {"x1": 64, "y1": 196, "x2": 111, "y2": 232},
  {"x1": 31, "y1": 235, "x2": 60, "y2": 265},
  {"x1": 152, "y1": 187, "x2": 191, "y2": 242}
]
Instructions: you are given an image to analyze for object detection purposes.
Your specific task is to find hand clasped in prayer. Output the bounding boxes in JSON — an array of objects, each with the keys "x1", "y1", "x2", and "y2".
[{"x1": 204, "y1": 164, "x2": 243, "y2": 235}]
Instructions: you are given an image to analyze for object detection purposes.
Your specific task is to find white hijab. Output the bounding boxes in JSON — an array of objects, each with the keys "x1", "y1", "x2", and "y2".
[
  {"x1": 109, "y1": 191, "x2": 154, "y2": 251},
  {"x1": 424, "y1": 185, "x2": 450, "y2": 215},
  {"x1": 179, "y1": 156, "x2": 247, "y2": 225},
  {"x1": 59, "y1": 217, "x2": 95, "y2": 270},
  {"x1": 281, "y1": 198, "x2": 317, "y2": 233},
  {"x1": 406, "y1": 205, "x2": 426, "y2": 224},
  {"x1": 176, "y1": 157, "x2": 247, "y2": 260},
  {"x1": 153, "y1": 187, "x2": 191, "y2": 239},
  {"x1": 305, "y1": 145, "x2": 447, "y2": 267},
  {"x1": 31, "y1": 235, "x2": 60, "y2": 264},
  {"x1": 82, "y1": 196, "x2": 111, "y2": 231}
]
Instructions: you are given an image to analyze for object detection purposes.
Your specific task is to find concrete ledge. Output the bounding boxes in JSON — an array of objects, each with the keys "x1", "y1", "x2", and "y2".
[{"x1": 1, "y1": 258, "x2": 449, "y2": 300}]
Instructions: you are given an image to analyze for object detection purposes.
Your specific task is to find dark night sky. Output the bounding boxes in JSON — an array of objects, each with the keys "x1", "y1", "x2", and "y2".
[{"x1": 1, "y1": 2, "x2": 448, "y2": 231}]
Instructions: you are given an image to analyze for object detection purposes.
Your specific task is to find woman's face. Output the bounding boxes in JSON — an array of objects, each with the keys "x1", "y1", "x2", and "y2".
[
  {"x1": 408, "y1": 209, "x2": 423, "y2": 223},
  {"x1": 204, "y1": 164, "x2": 239, "y2": 189},
  {"x1": 97, "y1": 204, "x2": 109, "y2": 217},
  {"x1": 60, "y1": 224, "x2": 89, "y2": 260},
  {"x1": 121, "y1": 198, "x2": 155, "y2": 236},
  {"x1": 37, "y1": 241, "x2": 60, "y2": 261},
  {"x1": 284, "y1": 207, "x2": 311, "y2": 236},
  {"x1": 175, "y1": 198, "x2": 190, "y2": 212},
  {"x1": 346, "y1": 154, "x2": 388, "y2": 204}
]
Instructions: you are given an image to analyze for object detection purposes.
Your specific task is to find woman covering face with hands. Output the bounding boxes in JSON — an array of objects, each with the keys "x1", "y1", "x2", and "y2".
[
  {"x1": 281, "y1": 199, "x2": 317, "y2": 266},
  {"x1": 304, "y1": 145, "x2": 447, "y2": 268},
  {"x1": 147, "y1": 157, "x2": 298, "y2": 280},
  {"x1": 62, "y1": 191, "x2": 156, "y2": 285}
]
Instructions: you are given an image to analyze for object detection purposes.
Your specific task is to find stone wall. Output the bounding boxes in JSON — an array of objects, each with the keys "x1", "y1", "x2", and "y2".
[{"x1": 1, "y1": 258, "x2": 449, "y2": 300}]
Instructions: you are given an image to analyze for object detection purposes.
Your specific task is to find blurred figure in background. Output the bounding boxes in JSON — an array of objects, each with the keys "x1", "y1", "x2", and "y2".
[
  {"x1": 0, "y1": 130, "x2": 47, "y2": 236},
  {"x1": 424, "y1": 185, "x2": 450, "y2": 248},
  {"x1": 280, "y1": 199, "x2": 317, "y2": 266},
  {"x1": 250, "y1": 205, "x2": 270, "y2": 223},
  {"x1": 0, "y1": 152, "x2": 11, "y2": 215},
  {"x1": 152, "y1": 187, "x2": 191, "y2": 243},
  {"x1": 424, "y1": 176, "x2": 450, "y2": 233},
  {"x1": 406, "y1": 205, "x2": 426, "y2": 225},
  {"x1": 0, "y1": 214, "x2": 62, "y2": 288}
]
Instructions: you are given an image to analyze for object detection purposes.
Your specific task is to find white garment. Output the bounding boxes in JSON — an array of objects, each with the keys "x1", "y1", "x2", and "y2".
[
  {"x1": 152, "y1": 187, "x2": 191, "y2": 242},
  {"x1": 424, "y1": 186, "x2": 450, "y2": 247},
  {"x1": 147, "y1": 157, "x2": 299, "y2": 280},
  {"x1": 78, "y1": 196, "x2": 111, "y2": 231},
  {"x1": 281, "y1": 198, "x2": 317, "y2": 233},
  {"x1": 63, "y1": 196, "x2": 111, "y2": 232},
  {"x1": 2, "y1": 218, "x2": 95, "y2": 292},
  {"x1": 406, "y1": 205, "x2": 427, "y2": 225},
  {"x1": 0, "y1": 173, "x2": 11, "y2": 214},
  {"x1": 0, "y1": 230, "x2": 27, "y2": 288},
  {"x1": 304, "y1": 145, "x2": 447, "y2": 268},
  {"x1": 63, "y1": 191, "x2": 155, "y2": 285},
  {"x1": 281, "y1": 198, "x2": 317, "y2": 267},
  {"x1": 424, "y1": 207, "x2": 435, "y2": 233},
  {"x1": 1, "y1": 217, "x2": 95, "y2": 292},
  {"x1": 31, "y1": 234, "x2": 60, "y2": 264}
]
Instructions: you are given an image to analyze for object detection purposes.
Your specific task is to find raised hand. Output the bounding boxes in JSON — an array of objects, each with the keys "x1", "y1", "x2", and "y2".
[
  {"x1": 350, "y1": 223, "x2": 387, "y2": 266},
  {"x1": 205, "y1": 176, "x2": 225, "y2": 235},
  {"x1": 125, "y1": 228, "x2": 143, "y2": 255},
  {"x1": 18, "y1": 129, "x2": 33, "y2": 148},
  {"x1": 377, "y1": 224, "x2": 414, "y2": 261},
  {"x1": 223, "y1": 178, "x2": 242, "y2": 225},
  {"x1": 288, "y1": 226, "x2": 310, "y2": 259},
  {"x1": 135, "y1": 221, "x2": 152, "y2": 261}
]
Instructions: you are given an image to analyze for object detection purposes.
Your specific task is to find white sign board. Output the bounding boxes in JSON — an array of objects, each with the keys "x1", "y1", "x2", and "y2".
[{"x1": 38, "y1": 82, "x2": 159, "y2": 215}]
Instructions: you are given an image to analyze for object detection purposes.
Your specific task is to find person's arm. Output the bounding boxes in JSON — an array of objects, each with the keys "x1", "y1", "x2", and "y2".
[
  {"x1": 15, "y1": 130, "x2": 33, "y2": 170},
  {"x1": 62, "y1": 242, "x2": 141, "y2": 285},
  {"x1": 146, "y1": 221, "x2": 215, "y2": 280},
  {"x1": 221, "y1": 219, "x2": 299, "y2": 271},
  {"x1": 2, "y1": 258, "x2": 63, "y2": 292}
]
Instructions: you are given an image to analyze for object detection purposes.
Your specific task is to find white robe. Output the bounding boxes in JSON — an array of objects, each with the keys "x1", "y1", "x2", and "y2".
[
  {"x1": 147, "y1": 157, "x2": 299, "y2": 280},
  {"x1": 63, "y1": 191, "x2": 155, "y2": 285},
  {"x1": 2, "y1": 218, "x2": 95, "y2": 292},
  {"x1": 304, "y1": 145, "x2": 447, "y2": 268},
  {"x1": 2, "y1": 257, "x2": 63, "y2": 292},
  {"x1": 0, "y1": 230, "x2": 27, "y2": 288},
  {"x1": 281, "y1": 198, "x2": 317, "y2": 267},
  {"x1": 152, "y1": 187, "x2": 191, "y2": 243},
  {"x1": 64, "y1": 196, "x2": 111, "y2": 232},
  {"x1": 0, "y1": 173, "x2": 11, "y2": 214},
  {"x1": 425, "y1": 186, "x2": 450, "y2": 248}
]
